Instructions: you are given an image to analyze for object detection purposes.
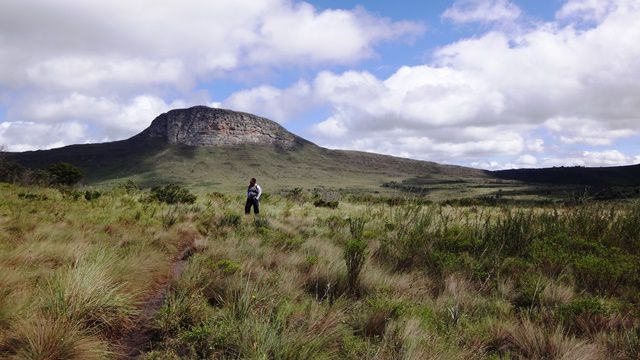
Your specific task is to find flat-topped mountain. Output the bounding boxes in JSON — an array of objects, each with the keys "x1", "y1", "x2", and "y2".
[
  {"x1": 6, "y1": 106, "x2": 640, "y2": 196},
  {"x1": 7, "y1": 106, "x2": 489, "y2": 194},
  {"x1": 134, "y1": 106, "x2": 309, "y2": 149}
]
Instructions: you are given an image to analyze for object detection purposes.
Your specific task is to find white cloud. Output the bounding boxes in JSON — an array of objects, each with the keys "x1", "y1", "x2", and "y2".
[
  {"x1": 556, "y1": 0, "x2": 617, "y2": 22},
  {"x1": 314, "y1": 116, "x2": 348, "y2": 138},
  {"x1": 583, "y1": 150, "x2": 631, "y2": 167},
  {"x1": 222, "y1": 81, "x2": 313, "y2": 122},
  {"x1": 541, "y1": 150, "x2": 636, "y2": 168},
  {"x1": 526, "y1": 139, "x2": 545, "y2": 153},
  {"x1": 0, "y1": 0, "x2": 422, "y2": 149},
  {"x1": 235, "y1": 0, "x2": 640, "y2": 168},
  {"x1": 517, "y1": 154, "x2": 538, "y2": 166},
  {"x1": 545, "y1": 117, "x2": 635, "y2": 146},
  {"x1": 442, "y1": 0, "x2": 521, "y2": 24},
  {"x1": 224, "y1": 0, "x2": 640, "y2": 163},
  {"x1": 4, "y1": 93, "x2": 184, "y2": 148},
  {"x1": 24, "y1": 57, "x2": 187, "y2": 92},
  {"x1": 0, "y1": 0, "x2": 422, "y2": 92},
  {"x1": 0, "y1": 121, "x2": 88, "y2": 152},
  {"x1": 248, "y1": 5, "x2": 423, "y2": 65}
]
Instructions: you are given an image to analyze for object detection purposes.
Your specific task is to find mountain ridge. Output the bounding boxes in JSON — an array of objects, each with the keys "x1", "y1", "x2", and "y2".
[
  {"x1": 7, "y1": 106, "x2": 640, "y2": 195},
  {"x1": 6, "y1": 106, "x2": 489, "y2": 194},
  {"x1": 132, "y1": 106, "x2": 311, "y2": 149}
]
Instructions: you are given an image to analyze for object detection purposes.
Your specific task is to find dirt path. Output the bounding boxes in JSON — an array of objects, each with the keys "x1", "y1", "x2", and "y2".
[{"x1": 115, "y1": 245, "x2": 195, "y2": 359}]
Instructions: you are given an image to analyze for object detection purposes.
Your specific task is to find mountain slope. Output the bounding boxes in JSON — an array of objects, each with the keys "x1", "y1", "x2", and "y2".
[
  {"x1": 491, "y1": 165, "x2": 640, "y2": 187},
  {"x1": 7, "y1": 106, "x2": 489, "y2": 192}
]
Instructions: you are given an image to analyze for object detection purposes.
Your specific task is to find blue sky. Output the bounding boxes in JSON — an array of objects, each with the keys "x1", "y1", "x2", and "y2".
[{"x1": 1, "y1": 0, "x2": 639, "y2": 169}]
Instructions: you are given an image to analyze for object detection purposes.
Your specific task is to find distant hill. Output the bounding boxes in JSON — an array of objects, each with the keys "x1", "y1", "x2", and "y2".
[
  {"x1": 491, "y1": 165, "x2": 640, "y2": 187},
  {"x1": 7, "y1": 106, "x2": 489, "y2": 193}
]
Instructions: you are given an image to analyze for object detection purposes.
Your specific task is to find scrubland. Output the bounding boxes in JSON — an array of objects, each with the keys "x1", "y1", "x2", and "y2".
[{"x1": 0, "y1": 183, "x2": 639, "y2": 359}]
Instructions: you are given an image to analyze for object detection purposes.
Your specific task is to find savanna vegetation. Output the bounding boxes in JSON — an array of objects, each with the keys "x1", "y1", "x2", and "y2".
[{"x1": 0, "y1": 180, "x2": 639, "y2": 359}]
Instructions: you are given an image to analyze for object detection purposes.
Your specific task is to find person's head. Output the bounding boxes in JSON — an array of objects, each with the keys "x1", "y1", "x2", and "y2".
[{"x1": 250, "y1": 178, "x2": 256, "y2": 185}]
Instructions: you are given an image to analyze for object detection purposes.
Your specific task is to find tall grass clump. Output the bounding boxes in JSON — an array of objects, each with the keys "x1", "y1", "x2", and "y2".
[
  {"x1": 491, "y1": 320, "x2": 604, "y2": 360},
  {"x1": 378, "y1": 205, "x2": 435, "y2": 270},
  {"x1": 344, "y1": 238, "x2": 368, "y2": 296},
  {"x1": 42, "y1": 257, "x2": 139, "y2": 336},
  {"x1": 347, "y1": 216, "x2": 367, "y2": 240},
  {"x1": 1, "y1": 317, "x2": 111, "y2": 360}
]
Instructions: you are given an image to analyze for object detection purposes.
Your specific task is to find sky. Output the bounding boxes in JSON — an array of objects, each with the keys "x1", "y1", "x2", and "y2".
[{"x1": 1, "y1": 0, "x2": 640, "y2": 169}]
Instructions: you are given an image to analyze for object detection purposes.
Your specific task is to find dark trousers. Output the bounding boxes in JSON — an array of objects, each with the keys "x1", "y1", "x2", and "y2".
[{"x1": 245, "y1": 198, "x2": 259, "y2": 214}]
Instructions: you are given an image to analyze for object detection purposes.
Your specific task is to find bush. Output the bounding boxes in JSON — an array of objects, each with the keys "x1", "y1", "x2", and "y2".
[
  {"x1": 122, "y1": 180, "x2": 139, "y2": 193},
  {"x1": 347, "y1": 217, "x2": 367, "y2": 240},
  {"x1": 558, "y1": 297, "x2": 608, "y2": 320},
  {"x1": 84, "y1": 190, "x2": 101, "y2": 201},
  {"x1": 0, "y1": 158, "x2": 26, "y2": 184},
  {"x1": 284, "y1": 187, "x2": 307, "y2": 203},
  {"x1": 344, "y1": 238, "x2": 368, "y2": 295},
  {"x1": 47, "y1": 162, "x2": 84, "y2": 186},
  {"x1": 314, "y1": 199, "x2": 339, "y2": 209},
  {"x1": 214, "y1": 259, "x2": 241, "y2": 275},
  {"x1": 18, "y1": 192, "x2": 48, "y2": 201},
  {"x1": 378, "y1": 206, "x2": 434, "y2": 270},
  {"x1": 218, "y1": 213, "x2": 241, "y2": 228},
  {"x1": 151, "y1": 183, "x2": 197, "y2": 204},
  {"x1": 253, "y1": 217, "x2": 270, "y2": 229}
]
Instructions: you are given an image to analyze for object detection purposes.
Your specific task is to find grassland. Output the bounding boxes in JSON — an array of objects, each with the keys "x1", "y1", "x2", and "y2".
[
  {"x1": 8, "y1": 138, "x2": 492, "y2": 196},
  {"x1": 1, "y1": 183, "x2": 639, "y2": 359}
]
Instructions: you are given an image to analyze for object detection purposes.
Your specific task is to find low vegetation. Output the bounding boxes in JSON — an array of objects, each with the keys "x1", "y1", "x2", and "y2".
[{"x1": 0, "y1": 182, "x2": 639, "y2": 359}]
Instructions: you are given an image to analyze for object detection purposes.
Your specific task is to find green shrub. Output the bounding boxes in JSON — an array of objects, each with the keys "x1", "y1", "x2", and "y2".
[
  {"x1": 344, "y1": 238, "x2": 368, "y2": 295},
  {"x1": 284, "y1": 187, "x2": 307, "y2": 203},
  {"x1": 314, "y1": 199, "x2": 339, "y2": 209},
  {"x1": 47, "y1": 162, "x2": 84, "y2": 186},
  {"x1": 151, "y1": 184, "x2": 197, "y2": 204},
  {"x1": 161, "y1": 205, "x2": 179, "y2": 229},
  {"x1": 558, "y1": 297, "x2": 608, "y2": 320},
  {"x1": 122, "y1": 180, "x2": 139, "y2": 193},
  {"x1": 483, "y1": 210, "x2": 536, "y2": 258},
  {"x1": 264, "y1": 230, "x2": 306, "y2": 251},
  {"x1": 324, "y1": 215, "x2": 347, "y2": 235},
  {"x1": 378, "y1": 206, "x2": 434, "y2": 270},
  {"x1": 58, "y1": 188, "x2": 83, "y2": 201},
  {"x1": 0, "y1": 158, "x2": 26, "y2": 184},
  {"x1": 17, "y1": 192, "x2": 48, "y2": 201},
  {"x1": 218, "y1": 213, "x2": 242, "y2": 228},
  {"x1": 305, "y1": 255, "x2": 319, "y2": 267},
  {"x1": 611, "y1": 202, "x2": 640, "y2": 249},
  {"x1": 84, "y1": 190, "x2": 101, "y2": 201},
  {"x1": 178, "y1": 324, "x2": 217, "y2": 358},
  {"x1": 155, "y1": 292, "x2": 210, "y2": 338},
  {"x1": 513, "y1": 274, "x2": 545, "y2": 309},
  {"x1": 355, "y1": 297, "x2": 406, "y2": 338},
  {"x1": 572, "y1": 252, "x2": 636, "y2": 294},
  {"x1": 347, "y1": 216, "x2": 367, "y2": 240},
  {"x1": 214, "y1": 259, "x2": 241, "y2": 275},
  {"x1": 253, "y1": 217, "x2": 270, "y2": 229}
]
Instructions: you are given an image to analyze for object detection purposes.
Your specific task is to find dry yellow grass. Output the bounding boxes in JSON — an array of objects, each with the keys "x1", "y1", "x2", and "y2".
[{"x1": 1, "y1": 183, "x2": 639, "y2": 358}]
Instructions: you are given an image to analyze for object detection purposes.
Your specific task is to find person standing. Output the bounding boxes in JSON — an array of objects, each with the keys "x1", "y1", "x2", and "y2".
[{"x1": 245, "y1": 178, "x2": 262, "y2": 215}]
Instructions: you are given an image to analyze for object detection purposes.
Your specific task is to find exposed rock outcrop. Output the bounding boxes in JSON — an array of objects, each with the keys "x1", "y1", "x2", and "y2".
[{"x1": 136, "y1": 106, "x2": 308, "y2": 149}]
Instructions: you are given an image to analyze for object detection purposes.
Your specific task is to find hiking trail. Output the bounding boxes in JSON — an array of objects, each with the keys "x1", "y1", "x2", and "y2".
[{"x1": 116, "y1": 244, "x2": 196, "y2": 359}]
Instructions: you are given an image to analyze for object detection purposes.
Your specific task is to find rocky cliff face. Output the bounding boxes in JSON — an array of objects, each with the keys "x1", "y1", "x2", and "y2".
[{"x1": 136, "y1": 106, "x2": 307, "y2": 149}]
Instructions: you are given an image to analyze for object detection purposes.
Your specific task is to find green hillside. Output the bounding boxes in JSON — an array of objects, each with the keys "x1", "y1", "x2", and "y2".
[
  {"x1": 8, "y1": 135, "x2": 491, "y2": 195},
  {"x1": 8, "y1": 106, "x2": 640, "y2": 201}
]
